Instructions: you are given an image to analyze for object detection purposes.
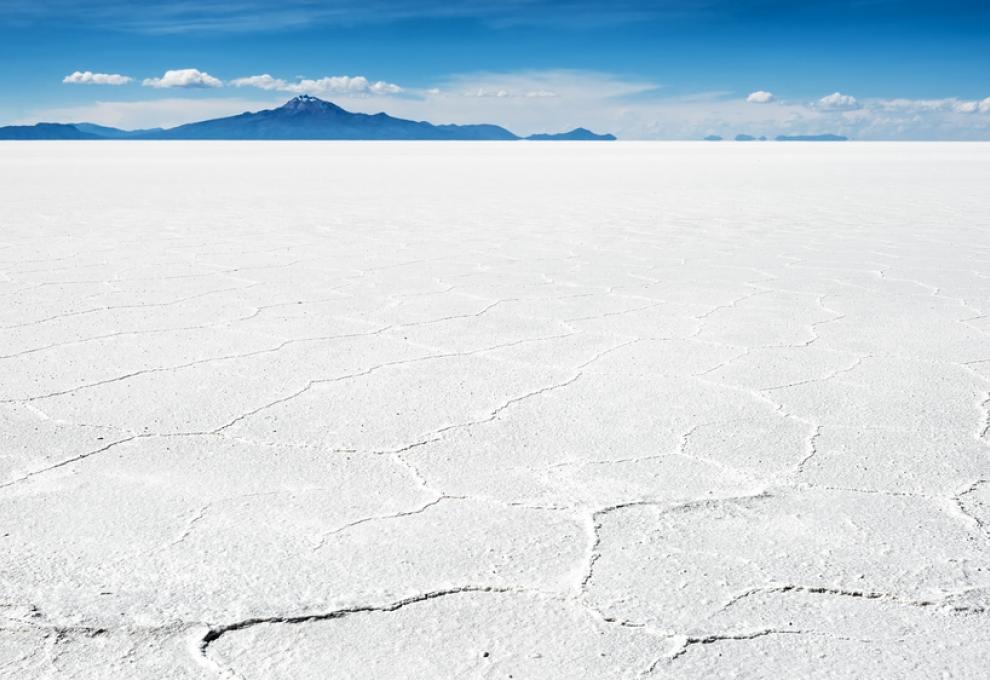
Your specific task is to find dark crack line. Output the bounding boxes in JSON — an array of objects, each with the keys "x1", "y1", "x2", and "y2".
[
  {"x1": 197, "y1": 586, "x2": 519, "y2": 675},
  {"x1": 0, "y1": 436, "x2": 141, "y2": 490}
]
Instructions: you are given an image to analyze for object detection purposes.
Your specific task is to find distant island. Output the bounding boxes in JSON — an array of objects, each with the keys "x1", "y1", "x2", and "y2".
[
  {"x1": 0, "y1": 95, "x2": 617, "y2": 141},
  {"x1": 703, "y1": 132, "x2": 848, "y2": 142},
  {"x1": 526, "y1": 127, "x2": 616, "y2": 141},
  {"x1": 775, "y1": 134, "x2": 848, "y2": 141}
]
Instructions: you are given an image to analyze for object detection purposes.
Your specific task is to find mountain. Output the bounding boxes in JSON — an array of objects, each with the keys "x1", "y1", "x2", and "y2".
[
  {"x1": 0, "y1": 123, "x2": 100, "y2": 140},
  {"x1": 144, "y1": 95, "x2": 521, "y2": 140},
  {"x1": 703, "y1": 135, "x2": 723, "y2": 141},
  {"x1": 526, "y1": 128, "x2": 616, "y2": 141},
  {"x1": 0, "y1": 96, "x2": 616, "y2": 141},
  {"x1": 775, "y1": 134, "x2": 848, "y2": 141},
  {"x1": 72, "y1": 123, "x2": 164, "y2": 138}
]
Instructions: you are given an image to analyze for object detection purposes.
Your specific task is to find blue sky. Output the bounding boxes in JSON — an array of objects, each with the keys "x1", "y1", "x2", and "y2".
[{"x1": 2, "y1": 0, "x2": 989, "y2": 138}]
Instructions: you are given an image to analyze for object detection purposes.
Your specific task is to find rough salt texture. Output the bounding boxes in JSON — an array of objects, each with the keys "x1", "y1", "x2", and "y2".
[{"x1": 1, "y1": 142, "x2": 989, "y2": 679}]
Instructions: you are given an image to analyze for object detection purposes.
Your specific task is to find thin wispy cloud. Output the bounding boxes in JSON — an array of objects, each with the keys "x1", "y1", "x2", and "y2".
[
  {"x1": 453, "y1": 88, "x2": 559, "y2": 98},
  {"x1": 143, "y1": 68, "x2": 223, "y2": 89},
  {"x1": 4, "y1": 1, "x2": 750, "y2": 33},
  {"x1": 63, "y1": 71, "x2": 132, "y2": 85},
  {"x1": 436, "y1": 70, "x2": 657, "y2": 101},
  {"x1": 874, "y1": 96, "x2": 990, "y2": 114}
]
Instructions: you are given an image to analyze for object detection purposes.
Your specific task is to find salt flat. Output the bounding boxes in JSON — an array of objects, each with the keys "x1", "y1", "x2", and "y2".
[{"x1": 1, "y1": 141, "x2": 989, "y2": 679}]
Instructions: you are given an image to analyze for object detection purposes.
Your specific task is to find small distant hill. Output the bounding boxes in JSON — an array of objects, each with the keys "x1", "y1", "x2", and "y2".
[
  {"x1": 703, "y1": 135, "x2": 723, "y2": 141},
  {"x1": 526, "y1": 128, "x2": 616, "y2": 141},
  {"x1": 735, "y1": 134, "x2": 767, "y2": 141},
  {"x1": 72, "y1": 123, "x2": 164, "y2": 138},
  {"x1": 775, "y1": 134, "x2": 848, "y2": 142},
  {"x1": 0, "y1": 96, "x2": 616, "y2": 142},
  {"x1": 0, "y1": 123, "x2": 100, "y2": 140}
]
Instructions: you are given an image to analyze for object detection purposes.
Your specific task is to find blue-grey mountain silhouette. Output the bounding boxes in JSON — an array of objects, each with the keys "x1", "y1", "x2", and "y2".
[
  {"x1": 775, "y1": 134, "x2": 848, "y2": 141},
  {"x1": 0, "y1": 123, "x2": 101, "y2": 140},
  {"x1": 72, "y1": 123, "x2": 165, "y2": 138},
  {"x1": 526, "y1": 128, "x2": 616, "y2": 141},
  {"x1": 0, "y1": 95, "x2": 617, "y2": 141}
]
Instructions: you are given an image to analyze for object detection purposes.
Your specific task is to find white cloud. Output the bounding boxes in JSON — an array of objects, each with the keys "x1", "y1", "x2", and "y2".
[
  {"x1": 63, "y1": 71, "x2": 132, "y2": 86},
  {"x1": 746, "y1": 90, "x2": 774, "y2": 104},
  {"x1": 816, "y1": 92, "x2": 861, "y2": 111},
  {"x1": 231, "y1": 74, "x2": 402, "y2": 96},
  {"x1": 368, "y1": 80, "x2": 402, "y2": 95},
  {"x1": 465, "y1": 88, "x2": 510, "y2": 98},
  {"x1": 143, "y1": 68, "x2": 223, "y2": 89},
  {"x1": 228, "y1": 74, "x2": 284, "y2": 90}
]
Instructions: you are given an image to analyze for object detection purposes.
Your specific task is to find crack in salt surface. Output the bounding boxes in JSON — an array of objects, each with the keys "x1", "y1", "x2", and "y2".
[
  {"x1": 0, "y1": 435, "x2": 141, "y2": 490},
  {"x1": 3, "y1": 326, "x2": 396, "y2": 404},
  {"x1": 310, "y1": 495, "x2": 463, "y2": 552},
  {"x1": 0, "y1": 284, "x2": 258, "y2": 331},
  {"x1": 212, "y1": 332, "x2": 581, "y2": 437},
  {"x1": 195, "y1": 586, "x2": 522, "y2": 678},
  {"x1": 715, "y1": 584, "x2": 940, "y2": 614},
  {"x1": 665, "y1": 629, "x2": 808, "y2": 664},
  {"x1": 952, "y1": 479, "x2": 989, "y2": 534}
]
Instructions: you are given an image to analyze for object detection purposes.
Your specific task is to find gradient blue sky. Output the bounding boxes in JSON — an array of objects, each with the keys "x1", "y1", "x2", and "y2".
[{"x1": 3, "y1": 0, "x2": 989, "y2": 138}]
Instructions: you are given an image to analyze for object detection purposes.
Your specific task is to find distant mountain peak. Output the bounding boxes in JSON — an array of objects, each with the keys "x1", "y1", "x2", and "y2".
[{"x1": 280, "y1": 94, "x2": 344, "y2": 113}]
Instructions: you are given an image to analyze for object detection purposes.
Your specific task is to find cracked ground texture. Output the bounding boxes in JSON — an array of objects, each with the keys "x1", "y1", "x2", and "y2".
[{"x1": 1, "y1": 142, "x2": 989, "y2": 679}]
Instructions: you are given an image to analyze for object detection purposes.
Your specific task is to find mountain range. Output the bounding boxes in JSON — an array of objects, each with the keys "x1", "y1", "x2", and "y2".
[{"x1": 0, "y1": 95, "x2": 617, "y2": 141}]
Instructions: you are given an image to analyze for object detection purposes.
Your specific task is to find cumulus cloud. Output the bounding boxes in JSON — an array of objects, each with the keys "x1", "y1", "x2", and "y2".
[
  {"x1": 228, "y1": 74, "x2": 284, "y2": 90},
  {"x1": 63, "y1": 71, "x2": 132, "y2": 85},
  {"x1": 958, "y1": 97, "x2": 990, "y2": 114},
  {"x1": 746, "y1": 90, "x2": 774, "y2": 103},
  {"x1": 142, "y1": 68, "x2": 222, "y2": 89},
  {"x1": 230, "y1": 74, "x2": 402, "y2": 96},
  {"x1": 816, "y1": 92, "x2": 861, "y2": 111}
]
